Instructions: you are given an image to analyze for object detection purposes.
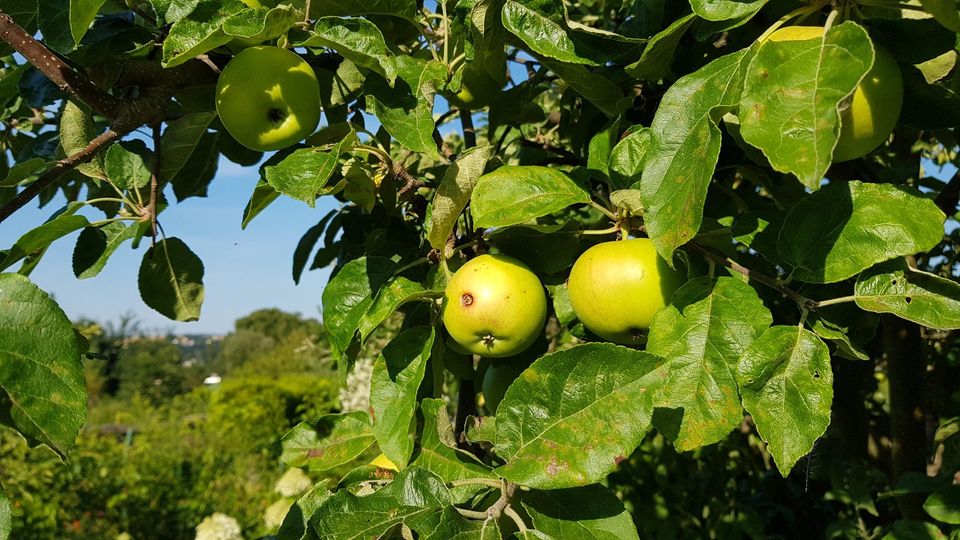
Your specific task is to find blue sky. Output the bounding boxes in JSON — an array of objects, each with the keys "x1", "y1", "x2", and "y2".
[{"x1": 3, "y1": 157, "x2": 341, "y2": 335}]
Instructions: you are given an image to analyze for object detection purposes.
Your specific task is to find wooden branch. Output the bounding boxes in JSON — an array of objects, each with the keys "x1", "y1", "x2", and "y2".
[
  {"x1": 0, "y1": 12, "x2": 120, "y2": 117},
  {"x1": 0, "y1": 129, "x2": 121, "y2": 223},
  {"x1": 688, "y1": 243, "x2": 814, "y2": 309},
  {"x1": 460, "y1": 110, "x2": 476, "y2": 149}
]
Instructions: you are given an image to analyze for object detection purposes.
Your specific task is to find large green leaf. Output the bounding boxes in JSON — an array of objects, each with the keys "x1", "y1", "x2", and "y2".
[
  {"x1": 778, "y1": 181, "x2": 945, "y2": 284},
  {"x1": 609, "y1": 128, "x2": 651, "y2": 190},
  {"x1": 739, "y1": 22, "x2": 873, "y2": 190},
  {"x1": 280, "y1": 412, "x2": 375, "y2": 471},
  {"x1": 264, "y1": 131, "x2": 356, "y2": 206},
  {"x1": 501, "y1": 0, "x2": 597, "y2": 66},
  {"x1": 921, "y1": 0, "x2": 960, "y2": 32},
  {"x1": 737, "y1": 326, "x2": 833, "y2": 476},
  {"x1": 137, "y1": 237, "x2": 205, "y2": 322},
  {"x1": 427, "y1": 145, "x2": 494, "y2": 251},
  {"x1": 359, "y1": 277, "x2": 435, "y2": 341},
  {"x1": 0, "y1": 203, "x2": 88, "y2": 272},
  {"x1": 521, "y1": 484, "x2": 641, "y2": 540},
  {"x1": 277, "y1": 485, "x2": 332, "y2": 540},
  {"x1": 625, "y1": 13, "x2": 696, "y2": 81},
  {"x1": 158, "y1": 112, "x2": 217, "y2": 183},
  {"x1": 60, "y1": 99, "x2": 105, "y2": 179},
  {"x1": 472, "y1": 166, "x2": 591, "y2": 229},
  {"x1": 297, "y1": 17, "x2": 397, "y2": 83},
  {"x1": 0, "y1": 273, "x2": 86, "y2": 459},
  {"x1": 170, "y1": 132, "x2": 219, "y2": 201},
  {"x1": 321, "y1": 257, "x2": 398, "y2": 358},
  {"x1": 640, "y1": 49, "x2": 750, "y2": 261},
  {"x1": 105, "y1": 141, "x2": 152, "y2": 190},
  {"x1": 495, "y1": 343, "x2": 662, "y2": 489},
  {"x1": 241, "y1": 179, "x2": 281, "y2": 230},
  {"x1": 924, "y1": 484, "x2": 960, "y2": 524},
  {"x1": 370, "y1": 327, "x2": 435, "y2": 468},
  {"x1": 412, "y1": 399, "x2": 497, "y2": 486},
  {"x1": 310, "y1": 467, "x2": 453, "y2": 538},
  {"x1": 416, "y1": 508, "x2": 501, "y2": 540},
  {"x1": 161, "y1": 0, "x2": 246, "y2": 67},
  {"x1": 292, "y1": 211, "x2": 337, "y2": 285},
  {"x1": 222, "y1": 4, "x2": 298, "y2": 41},
  {"x1": 855, "y1": 259, "x2": 960, "y2": 330},
  {"x1": 646, "y1": 276, "x2": 772, "y2": 451},
  {"x1": 69, "y1": 0, "x2": 107, "y2": 45},
  {"x1": 72, "y1": 222, "x2": 138, "y2": 279},
  {"x1": 365, "y1": 57, "x2": 446, "y2": 159},
  {"x1": 690, "y1": 0, "x2": 769, "y2": 21},
  {"x1": 534, "y1": 57, "x2": 623, "y2": 118}
]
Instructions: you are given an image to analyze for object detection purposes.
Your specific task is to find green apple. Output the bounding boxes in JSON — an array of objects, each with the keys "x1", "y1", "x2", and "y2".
[
  {"x1": 767, "y1": 26, "x2": 903, "y2": 162},
  {"x1": 216, "y1": 46, "x2": 321, "y2": 152},
  {"x1": 445, "y1": 64, "x2": 505, "y2": 110},
  {"x1": 442, "y1": 254, "x2": 547, "y2": 357},
  {"x1": 567, "y1": 238, "x2": 683, "y2": 345}
]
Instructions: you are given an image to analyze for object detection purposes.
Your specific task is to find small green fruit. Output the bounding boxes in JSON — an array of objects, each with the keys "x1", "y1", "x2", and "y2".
[
  {"x1": 442, "y1": 254, "x2": 546, "y2": 357},
  {"x1": 216, "y1": 46, "x2": 321, "y2": 151},
  {"x1": 567, "y1": 238, "x2": 683, "y2": 345}
]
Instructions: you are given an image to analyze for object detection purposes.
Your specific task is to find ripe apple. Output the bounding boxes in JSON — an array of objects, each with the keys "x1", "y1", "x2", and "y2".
[
  {"x1": 767, "y1": 26, "x2": 903, "y2": 162},
  {"x1": 215, "y1": 46, "x2": 321, "y2": 152},
  {"x1": 442, "y1": 254, "x2": 547, "y2": 357},
  {"x1": 369, "y1": 453, "x2": 398, "y2": 471},
  {"x1": 567, "y1": 238, "x2": 683, "y2": 345}
]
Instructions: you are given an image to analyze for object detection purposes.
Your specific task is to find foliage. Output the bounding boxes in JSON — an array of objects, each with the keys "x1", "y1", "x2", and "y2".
[{"x1": 3, "y1": 0, "x2": 960, "y2": 538}]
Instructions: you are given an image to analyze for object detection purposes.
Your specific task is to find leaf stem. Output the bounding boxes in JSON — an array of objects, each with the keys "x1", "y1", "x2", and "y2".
[
  {"x1": 580, "y1": 225, "x2": 621, "y2": 236},
  {"x1": 812, "y1": 295, "x2": 858, "y2": 308},
  {"x1": 448, "y1": 478, "x2": 504, "y2": 490},
  {"x1": 589, "y1": 200, "x2": 618, "y2": 221},
  {"x1": 355, "y1": 144, "x2": 392, "y2": 166},
  {"x1": 503, "y1": 505, "x2": 529, "y2": 533}
]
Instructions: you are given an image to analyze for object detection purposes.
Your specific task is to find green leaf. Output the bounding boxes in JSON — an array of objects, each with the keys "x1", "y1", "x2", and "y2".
[
  {"x1": 609, "y1": 128, "x2": 651, "y2": 190},
  {"x1": 264, "y1": 132, "x2": 356, "y2": 206},
  {"x1": 321, "y1": 257, "x2": 398, "y2": 358},
  {"x1": 307, "y1": 0, "x2": 417, "y2": 19},
  {"x1": 277, "y1": 485, "x2": 332, "y2": 540},
  {"x1": 38, "y1": 0, "x2": 74, "y2": 54},
  {"x1": 293, "y1": 211, "x2": 337, "y2": 285},
  {"x1": 690, "y1": 0, "x2": 769, "y2": 22},
  {"x1": 739, "y1": 22, "x2": 873, "y2": 190},
  {"x1": 808, "y1": 300, "x2": 877, "y2": 361},
  {"x1": 778, "y1": 181, "x2": 945, "y2": 284},
  {"x1": 137, "y1": 237, "x2": 205, "y2": 322},
  {"x1": 241, "y1": 179, "x2": 280, "y2": 229},
  {"x1": 170, "y1": 132, "x2": 219, "y2": 201},
  {"x1": 920, "y1": 0, "x2": 960, "y2": 32},
  {"x1": 924, "y1": 485, "x2": 960, "y2": 524},
  {"x1": 280, "y1": 412, "x2": 375, "y2": 471},
  {"x1": 472, "y1": 166, "x2": 591, "y2": 229},
  {"x1": 625, "y1": 13, "x2": 696, "y2": 81},
  {"x1": 521, "y1": 484, "x2": 640, "y2": 540},
  {"x1": 0, "y1": 203, "x2": 89, "y2": 272},
  {"x1": 310, "y1": 467, "x2": 453, "y2": 538},
  {"x1": 0, "y1": 273, "x2": 86, "y2": 458},
  {"x1": 370, "y1": 327, "x2": 435, "y2": 468},
  {"x1": 359, "y1": 277, "x2": 434, "y2": 341},
  {"x1": 365, "y1": 56, "x2": 446, "y2": 159},
  {"x1": 0, "y1": 158, "x2": 47, "y2": 188},
  {"x1": 737, "y1": 326, "x2": 832, "y2": 476},
  {"x1": 610, "y1": 190, "x2": 643, "y2": 216},
  {"x1": 297, "y1": 17, "x2": 397, "y2": 84},
  {"x1": 0, "y1": 491, "x2": 9, "y2": 540},
  {"x1": 495, "y1": 343, "x2": 663, "y2": 489},
  {"x1": 69, "y1": 0, "x2": 107, "y2": 45},
  {"x1": 158, "y1": 111, "x2": 217, "y2": 183},
  {"x1": 417, "y1": 507, "x2": 501, "y2": 540},
  {"x1": 640, "y1": 49, "x2": 750, "y2": 261},
  {"x1": 72, "y1": 222, "x2": 137, "y2": 279},
  {"x1": 222, "y1": 4, "x2": 298, "y2": 41},
  {"x1": 881, "y1": 520, "x2": 947, "y2": 540},
  {"x1": 855, "y1": 259, "x2": 960, "y2": 330},
  {"x1": 161, "y1": 0, "x2": 246, "y2": 68},
  {"x1": 502, "y1": 1, "x2": 594, "y2": 65},
  {"x1": 60, "y1": 99, "x2": 105, "y2": 179},
  {"x1": 413, "y1": 399, "x2": 497, "y2": 485},
  {"x1": 427, "y1": 145, "x2": 494, "y2": 251},
  {"x1": 105, "y1": 141, "x2": 151, "y2": 190},
  {"x1": 646, "y1": 276, "x2": 772, "y2": 451},
  {"x1": 533, "y1": 57, "x2": 623, "y2": 118},
  {"x1": 465, "y1": 415, "x2": 497, "y2": 446},
  {"x1": 487, "y1": 223, "x2": 582, "y2": 274}
]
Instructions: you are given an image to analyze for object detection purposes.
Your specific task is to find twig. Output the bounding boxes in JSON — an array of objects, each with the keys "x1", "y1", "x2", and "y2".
[
  {"x1": 503, "y1": 505, "x2": 528, "y2": 533},
  {"x1": 460, "y1": 110, "x2": 476, "y2": 148},
  {"x1": 688, "y1": 243, "x2": 814, "y2": 310},
  {"x1": 433, "y1": 129, "x2": 456, "y2": 160},
  {"x1": 149, "y1": 124, "x2": 161, "y2": 248},
  {"x1": 394, "y1": 163, "x2": 427, "y2": 196},
  {"x1": 194, "y1": 54, "x2": 221, "y2": 74},
  {"x1": 0, "y1": 130, "x2": 121, "y2": 223},
  {"x1": 0, "y1": 12, "x2": 120, "y2": 117}
]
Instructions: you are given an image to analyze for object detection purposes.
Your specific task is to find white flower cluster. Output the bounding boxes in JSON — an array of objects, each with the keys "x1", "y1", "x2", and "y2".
[
  {"x1": 274, "y1": 467, "x2": 312, "y2": 498},
  {"x1": 338, "y1": 357, "x2": 373, "y2": 412},
  {"x1": 263, "y1": 498, "x2": 295, "y2": 531},
  {"x1": 194, "y1": 513, "x2": 243, "y2": 540}
]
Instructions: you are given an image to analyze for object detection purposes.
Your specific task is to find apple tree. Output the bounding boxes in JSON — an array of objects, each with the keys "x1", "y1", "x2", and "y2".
[{"x1": 2, "y1": 0, "x2": 960, "y2": 537}]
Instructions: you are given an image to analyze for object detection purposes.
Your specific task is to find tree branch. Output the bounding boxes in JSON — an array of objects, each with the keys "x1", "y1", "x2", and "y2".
[
  {"x1": 0, "y1": 11, "x2": 120, "y2": 117},
  {"x1": 149, "y1": 123, "x2": 161, "y2": 247},
  {"x1": 460, "y1": 110, "x2": 476, "y2": 149},
  {"x1": 688, "y1": 243, "x2": 814, "y2": 309},
  {"x1": 0, "y1": 129, "x2": 121, "y2": 223}
]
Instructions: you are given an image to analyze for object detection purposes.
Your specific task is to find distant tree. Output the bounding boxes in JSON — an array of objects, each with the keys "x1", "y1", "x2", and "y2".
[
  {"x1": 115, "y1": 339, "x2": 189, "y2": 403},
  {"x1": 214, "y1": 330, "x2": 277, "y2": 375},
  {"x1": 234, "y1": 309, "x2": 323, "y2": 344}
]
